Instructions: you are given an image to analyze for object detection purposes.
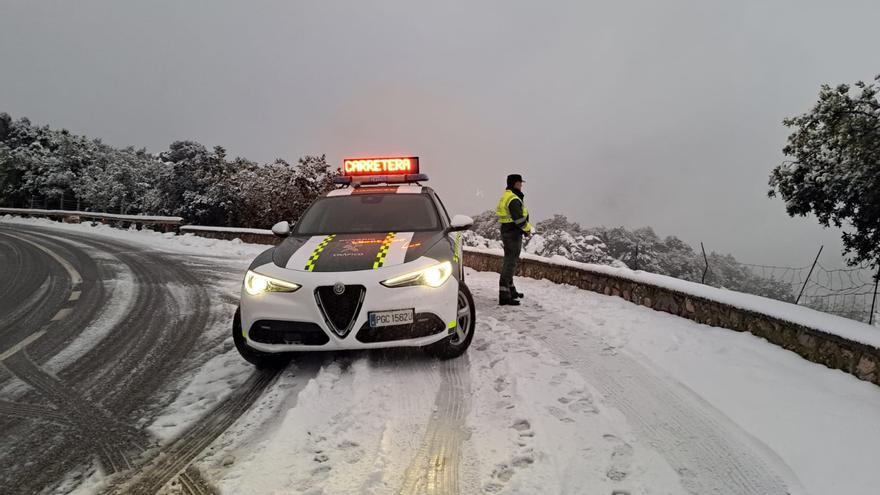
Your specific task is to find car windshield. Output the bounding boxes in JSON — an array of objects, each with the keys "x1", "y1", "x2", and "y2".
[{"x1": 295, "y1": 193, "x2": 441, "y2": 234}]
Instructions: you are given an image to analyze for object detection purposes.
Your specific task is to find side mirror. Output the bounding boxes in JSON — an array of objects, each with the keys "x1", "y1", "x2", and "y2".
[
  {"x1": 271, "y1": 221, "x2": 291, "y2": 238},
  {"x1": 447, "y1": 214, "x2": 473, "y2": 232}
]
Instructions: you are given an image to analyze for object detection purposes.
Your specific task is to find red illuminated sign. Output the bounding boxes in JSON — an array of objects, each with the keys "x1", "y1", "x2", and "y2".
[{"x1": 342, "y1": 157, "x2": 419, "y2": 176}]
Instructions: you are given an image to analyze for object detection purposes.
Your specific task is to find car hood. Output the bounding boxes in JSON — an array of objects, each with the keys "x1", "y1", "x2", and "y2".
[{"x1": 272, "y1": 231, "x2": 447, "y2": 272}]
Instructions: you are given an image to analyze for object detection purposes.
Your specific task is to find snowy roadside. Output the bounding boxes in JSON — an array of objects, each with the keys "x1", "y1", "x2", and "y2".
[{"x1": 491, "y1": 274, "x2": 880, "y2": 495}]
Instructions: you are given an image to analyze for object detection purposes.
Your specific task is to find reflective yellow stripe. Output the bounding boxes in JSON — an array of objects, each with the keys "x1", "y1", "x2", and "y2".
[
  {"x1": 373, "y1": 232, "x2": 396, "y2": 269},
  {"x1": 448, "y1": 320, "x2": 456, "y2": 329},
  {"x1": 452, "y1": 232, "x2": 462, "y2": 263},
  {"x1": 497, "y1": 190, "x2": 529, "y2": 229},
  {"x1": 305, "y1": 234, "x2": 336, "y2": 271},
  {"x1": 496, "y1": 190, "x2": 516, "y2": 223}
]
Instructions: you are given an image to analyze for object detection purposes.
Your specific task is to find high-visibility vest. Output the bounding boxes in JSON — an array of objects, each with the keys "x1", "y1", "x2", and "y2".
[{"x1": 496, "y1": 189, "x2": 532, "y2": 233}]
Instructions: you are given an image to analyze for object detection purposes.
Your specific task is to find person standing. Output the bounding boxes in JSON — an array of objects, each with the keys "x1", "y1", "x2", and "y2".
[{"x1": 496, "y1": 174, "x2": 532, "y2": 306}]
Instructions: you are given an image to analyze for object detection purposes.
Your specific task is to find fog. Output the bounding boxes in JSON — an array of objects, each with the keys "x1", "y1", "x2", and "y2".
[{"x1": 2, "y1": 0, "x2": 877, "y2": 267}]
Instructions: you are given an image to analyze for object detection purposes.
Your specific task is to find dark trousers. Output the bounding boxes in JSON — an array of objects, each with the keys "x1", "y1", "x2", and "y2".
[{"x1": 500, "y1": 229, "x2": 523, "y2": 296}]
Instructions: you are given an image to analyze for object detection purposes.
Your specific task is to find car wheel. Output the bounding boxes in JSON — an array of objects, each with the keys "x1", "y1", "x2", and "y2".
[
  {"x1": 425, "y1": 282, "x2": 476, "y2": 359},
  {"x1": 232, "y1": 307, "x2": 289, "y2": 369}
]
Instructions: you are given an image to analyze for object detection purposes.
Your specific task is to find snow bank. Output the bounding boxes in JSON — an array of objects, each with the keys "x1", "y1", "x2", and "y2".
[
  {"x1": 0, "y1": 207, "x2": 183, "y2": 223},
  {"x1": 180, "y1": 225, "x2": 273, "y2": 235},
  {"x1": 465, "y1": 246, "x2": 880, "y2": 350}
]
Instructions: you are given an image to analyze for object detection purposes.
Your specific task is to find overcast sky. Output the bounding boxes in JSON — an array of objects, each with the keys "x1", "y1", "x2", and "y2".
[{"x1": 2, "y1": 0, "x2": 877, "y2": 267}]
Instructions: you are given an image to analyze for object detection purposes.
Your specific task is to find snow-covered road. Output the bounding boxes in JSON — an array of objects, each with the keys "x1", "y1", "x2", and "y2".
[
  {"x1": 3, "y1": 217, "x2": 880, "y2": 495},
  {"x1": 196, "y1": 271, "x2": 880, "y2": 494}
]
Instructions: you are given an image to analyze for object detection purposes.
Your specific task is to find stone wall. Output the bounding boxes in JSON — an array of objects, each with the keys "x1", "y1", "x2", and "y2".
[{"x1": 464, "y1": 250, "x2": 880, "y2": 387}]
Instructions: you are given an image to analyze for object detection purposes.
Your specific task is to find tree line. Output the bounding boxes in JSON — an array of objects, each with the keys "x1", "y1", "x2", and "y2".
[{"x1": 0, "y1": 113, "x2": 335, "y2": 228}]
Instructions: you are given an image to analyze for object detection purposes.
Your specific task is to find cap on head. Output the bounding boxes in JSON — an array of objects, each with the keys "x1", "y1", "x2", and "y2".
[{"x1": 506, "y1": 174, "x2": 525, "y2": 188}]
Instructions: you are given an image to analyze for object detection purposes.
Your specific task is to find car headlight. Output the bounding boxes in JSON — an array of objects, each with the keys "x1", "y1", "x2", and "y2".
[
  {"x1": 381, "y1": 261, "x2": 453, "y2": 288},
  {"x1": 244, "y1": 270, "x2": 301, "y2": 295}
]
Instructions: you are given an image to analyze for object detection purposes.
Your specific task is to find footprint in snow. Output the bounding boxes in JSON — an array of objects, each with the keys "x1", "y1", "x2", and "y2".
[
  {"x1": 485, "y1": 420, "x2": 537, "y2": 491},
  {"x1": 603, "y1": 434, "x2": 634, "y2": 483},
  {"x1": 546, "y1": 406, "x2": 575, "y2": 423},
  {"x1": 549, "y1": 372, "x2": 567, "y2": 386},
  {"x1": 338, "y1": 440, "x2": 359, "y2": 450},
  {"x1": 565, "y1": 390, "x2": 598, "y2": 414},
  {"x1": 512, "y1": 419, "x2": 530, "y2": 431},
  {"x1": 569, "y1": 398, "x2": 598, "y2": 414}
]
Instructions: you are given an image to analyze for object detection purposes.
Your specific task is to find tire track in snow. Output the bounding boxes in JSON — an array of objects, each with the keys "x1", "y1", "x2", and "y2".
[
  {"x1": 103, "y1": 369, "x2": 276, "y2": 494},
  {"x1": 474, "y1": 285, "x2": 793, "y2": 495},
  {"x1": 0, "y1": 398, "x2": 67, "y2": 424},
  {"x1": 0, "y1": 352, "x2": 148, "y2": 474},
  {"x1": 0, "y1": 226, "x2": 219, "y2": 493},
  {"x1": 397, "y1": 355, "x2": 472, "y2": 495}
]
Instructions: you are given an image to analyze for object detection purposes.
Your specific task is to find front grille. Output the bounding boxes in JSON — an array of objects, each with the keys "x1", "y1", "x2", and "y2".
[
  {"x1": 249, "y1": 320, "x2": 330, "y2": 345},
  {"x1": 315, "y1": 285, "x2": 366, "y2": 337},
  {"x1": 356, "y1": 313, "x2": 446, "y2": 343}
]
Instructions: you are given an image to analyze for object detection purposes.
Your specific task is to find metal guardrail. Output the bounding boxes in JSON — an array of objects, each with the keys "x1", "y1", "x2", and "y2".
[{"x1": 0, "y1": 207, "x2": 183, "y2": 225}]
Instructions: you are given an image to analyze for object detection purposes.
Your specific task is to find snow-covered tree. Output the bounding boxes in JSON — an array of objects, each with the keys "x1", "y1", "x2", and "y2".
[
  {"x1": 527, "y1": 215, "x2": 617, "y2": 265},
  {"x1": 769, "y1": 75, "x2": 880, "y2": 273},
  {"x1": 469, "y1": 209, "x2": 501, "y2": 241},
  {"x1": 228, "y1": 155, "x2": 334, "y2": 228}
]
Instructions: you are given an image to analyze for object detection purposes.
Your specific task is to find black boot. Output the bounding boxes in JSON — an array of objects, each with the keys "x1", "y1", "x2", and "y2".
[
  {"x1": 499, "y1": 287, "x2": 521, "y2": 306},
  {"x1": 499, "y1": 296, "x2": 521, "y2": 306},
  {"x1": 511, "y1": 286, "x2": 524, "y2": 299}
]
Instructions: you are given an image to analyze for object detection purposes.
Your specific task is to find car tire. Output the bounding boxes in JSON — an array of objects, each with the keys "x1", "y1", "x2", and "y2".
[
  {"x1": 233, "y1": 307, "x2": 289, "y2": 369},
  {"x1": 425, "y1": 282, "x2": 476, "y2": 359}
]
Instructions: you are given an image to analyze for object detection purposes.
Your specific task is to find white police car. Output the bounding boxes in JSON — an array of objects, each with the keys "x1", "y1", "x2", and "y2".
[{"x1": 233, "y1": 157, "x2": 475, "y2": 367}]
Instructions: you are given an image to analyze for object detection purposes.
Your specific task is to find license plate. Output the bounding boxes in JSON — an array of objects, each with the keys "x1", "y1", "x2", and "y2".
[{"x1": 369, "y1": 309, "x2": 414, "y2": 328}]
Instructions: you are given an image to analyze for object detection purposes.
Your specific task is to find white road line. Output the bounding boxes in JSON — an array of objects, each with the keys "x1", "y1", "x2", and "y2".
[
  {"x1": 69, "y1": 291, "x2": 81, "y2": 302},
  {"x1": 0, "y1": 232, "x2": 83, "y2": 360},
  {"x1": 4, "y1": 232, "x2": 83, "y2": 286},
  {"x1": 0, "y1": 330, "x2": 45, "y2": 362},
  {"x1": 51, "y1": 308, "x2": 73, "y2": 321}
]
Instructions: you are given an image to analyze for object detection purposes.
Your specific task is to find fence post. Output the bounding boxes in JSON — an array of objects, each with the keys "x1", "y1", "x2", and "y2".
[
  {"x1": 634, "y1": 243, "x2": 639, "y2": 271},
  {"x1": 796, "y1": 245, "x2": 824, "y2": 305},
  {"x1": 870, "y1": 265, "x2": 879, "y2": 326},
  {"x1": 700, "y1": 242, "x2": 709, "y2": 284}
]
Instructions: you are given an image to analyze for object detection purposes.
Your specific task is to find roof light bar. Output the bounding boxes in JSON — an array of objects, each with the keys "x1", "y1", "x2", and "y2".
[{"x1": 342, "y1": 157, "x2": 419, "y2": 176}]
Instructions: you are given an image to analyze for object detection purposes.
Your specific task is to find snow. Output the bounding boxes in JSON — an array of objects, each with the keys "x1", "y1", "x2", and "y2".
[
  {"x1": 0, "y1": 207, "x2": 183, "y2": 223},
  {"x1": 504, "y1": 273, "x2": 880, "y2": 495},
  {"x1": 194, "y1": 269, "x2": 880, "y2": 494},
  {"x1": 203, "y1": 357, "x2": 446, "y2": 494},
  {"x1": 465, "y1": 246, "x2": 880, "y2": 350},
  {"x1": 148, "y1": 346, "x2": 252, "y2": 441},
  {"x1": 180, "y1": 225, "x2": 273, "y2": 236}
]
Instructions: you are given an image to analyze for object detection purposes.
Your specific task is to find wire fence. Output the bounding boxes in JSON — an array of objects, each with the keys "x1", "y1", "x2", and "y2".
[
  {"x1": 628, "y1": 239, "x2": 880, "y2": 326},
  {"x1": 738, "y1": 255, "x2": 879, "y2": 325}
]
